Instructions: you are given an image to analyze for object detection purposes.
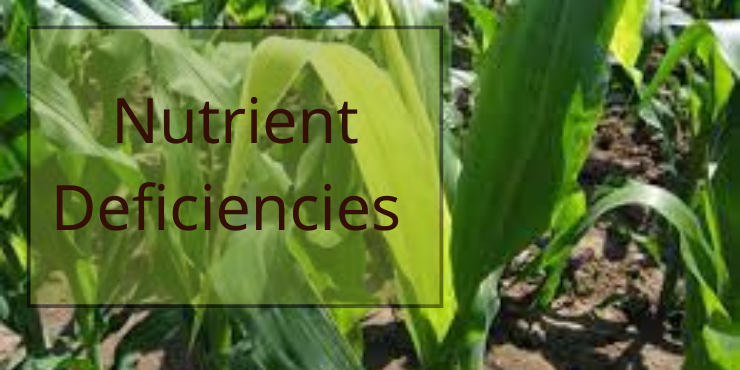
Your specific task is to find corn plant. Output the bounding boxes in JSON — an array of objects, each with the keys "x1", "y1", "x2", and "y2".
[{"x1": 1, "y1": 0, "x2": 740, "y2": 370}]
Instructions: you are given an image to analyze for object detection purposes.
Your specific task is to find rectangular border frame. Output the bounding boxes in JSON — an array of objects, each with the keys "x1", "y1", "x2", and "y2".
[{"x1": 27, "y1": 25, "x2": 445, "y2": 309}]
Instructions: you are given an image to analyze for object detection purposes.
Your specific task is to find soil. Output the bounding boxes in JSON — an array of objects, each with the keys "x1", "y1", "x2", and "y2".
[
  {"x1": 0, "y1": 307, "x2": 200, "y2": 370},
  {"x1": 360, "y1": 228, "x2": 684, "y2": 370},
  {"x1": 481, "y1": 95, "x2": 686, "y2": 370},
  {"x1": 487, "y1": 228, "x2": 684, "y2": 370}
]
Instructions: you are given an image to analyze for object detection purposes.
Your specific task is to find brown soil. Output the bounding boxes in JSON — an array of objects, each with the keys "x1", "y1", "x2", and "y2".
[
  {"x1": 488, "y1": 228, "x2": 683, "y2": 370},
  {"x1": 0, "y1": 307, "x2": 198, "y2": 370},
  {"x1": 485, "y1": 102, "x2": 685, "y2": 370},
  {"x1": 360, "y1": 228, "x2": 684, "y2": 370},
  {"x1": 582, "y1": 103, "x2": 676, "y2": 190}
]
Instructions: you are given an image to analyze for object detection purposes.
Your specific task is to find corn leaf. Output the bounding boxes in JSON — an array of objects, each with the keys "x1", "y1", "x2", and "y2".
[
  {"x1": 715, "y1": 91, "x2": 740, "y2": 318},
  {"x1": 642, "y1": 20, "x2": 740, "y2": 105},
  {"x1": 231, "y1": 307, "x2": 364, "y2": 370},
  {"x1": 310, "y1": 40, "x2": 453, "y2": 355},
  {"x1": 689, "y1": 86, "x2": 740, "y2": 370},
  {"x1": 701, "y1": 322, "x2": 740, "y2": 369},
  {"x1": 221, "y1": 36, "x2": 453, "y2": 357},
  {"x1": 539, "y1": 181, "x2": 727, "y2": 305},
  {"x1": 608, "y1": 0, "x2": 648, "y2": 84},
  {"x1": 28, "y1": 55, "x2": 138, "y2": 173},
  {"x1": 56, "y1": 0, "x2": 172, "y2": 26},
  {"x1": 451, "y1": 0, "x2": 626, "y2": 307},
  {"x1": 387, "y1": 0, "x2": 445, "y2": 127}
]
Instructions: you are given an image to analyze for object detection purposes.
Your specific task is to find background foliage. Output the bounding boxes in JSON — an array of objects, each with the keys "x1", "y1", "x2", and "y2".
[{"x1": 1, "y1": 0, "x2": 739, "y2": 369}]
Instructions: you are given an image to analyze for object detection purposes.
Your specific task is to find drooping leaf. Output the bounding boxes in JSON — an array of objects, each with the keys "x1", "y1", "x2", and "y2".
[
  {"x1": 537, "y1": 181, "x2": 728, "y2": 312},
  {"x1": 144, "y1": 29, "x2": 241, "y2": 109},
  {"x1": 221, "y1": 35, "x2": 453, "y2": 358},
  {"x1": 310, "y1": 40, "x2": 453, "y2": 355},
  {"x1": 642, "y1": 20, "x2": 740, "y2": 105},
  {"x1": 28, "y1": 51, "x2": 138, "y2": 172}
]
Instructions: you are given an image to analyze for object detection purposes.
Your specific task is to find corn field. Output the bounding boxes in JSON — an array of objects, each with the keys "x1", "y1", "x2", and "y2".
[{"x1": 1, "y1": 0, "x2": 739, "y2": 369}]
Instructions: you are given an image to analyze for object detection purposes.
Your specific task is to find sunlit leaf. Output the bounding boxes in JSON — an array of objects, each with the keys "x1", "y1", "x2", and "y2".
[{"x1": 452, "y1": 0, "x2": 625, "y2": 306}]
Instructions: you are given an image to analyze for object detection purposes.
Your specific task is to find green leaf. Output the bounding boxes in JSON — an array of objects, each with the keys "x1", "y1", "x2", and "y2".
[
  {"x1": 56, "y1": 0, "x2": 173, "y2": 25},
  {"x1": 690, "y1": 76, "x2": 740, "y2": 370},
  {"x1": 715, "y1": 91, "x2": 740, "y2": 317},
  {"x1": 28, "y1": 56, "x2": 138, "y2": 172},
  {"x1": 609, "y1": 0, "x2": 649, "y2": 69},
  {"x1": 220, "y1": 35, "x2": 453, "y2": 358},
  {"x1": 462, "y1": 0, "x2": 498, "y2": 50},
  {"x1": 642, "y1": 20, "x2": 740, "y2": 106},
  {"x1": 221, "y1": 37, "x2": 314, "y2": 215},
  {"x1": 231, "y1": 307, "x2": 364, "y2": 370},
  {"x1": 20, "y1": 355, "x2": 71, "y2": 370},
  {"x1": 0, "y1": 79, "x2": 25, "y2": 125},
  {"x1": 310, "y1": 40, "x2": 453, "y2": 354},
  {"x1": 144, "y1": 29, "x2": 243, "y2": 109},
  {"x1": 0, "y1": 141, "x2": 24, "y2": 183},
  {"x1": 448, "y1": 2, "x2": 626, "y2": 368},
  {"x1": 113, "y1": 310, "x2": 186, "y2": 368},
  {"x1": 451, "y1": 0, "x2": 626, "y2": 307},
  {"x1": 710, "y1": 21, "x2": 740, "y2": 78},
  {"x1": 695, "y1": 31, "x2": 736, "y2": 128},
  {"x1": 351, "y1": 0, "x2": 376, "y2": 25},
  {"x1": 4, "y1": 0, "x2": 35, "y2": 54},
  {"x1": 388, "y1": 0, "x2": 445, "y2": 127},
  {"x1": 436, "y1": 269, "x2": 501, "y2": 370},
  {"x1": 701, "y1": 321, "x2": 740, "y2": 369},
  {"x1": 0, "y1": 51, "x2": 28, "y2": 128},
  {"x1": 538, "y1": 182, "x2": 727, "y2": 313},
  {"x1": 212, "y1": 223, "x2": 319, "y2": 304}
]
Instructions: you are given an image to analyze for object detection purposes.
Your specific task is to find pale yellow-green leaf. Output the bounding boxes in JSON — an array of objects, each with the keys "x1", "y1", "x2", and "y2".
[
  {"x1": 609, "y1": 0, "x2": 648, "y2": 80},
  {"x1": 310, "y1": 42, "x2": 454, "y2": 350},
  {"x1": 217, "y1": 35, "x2": 454, "y2": 355}
]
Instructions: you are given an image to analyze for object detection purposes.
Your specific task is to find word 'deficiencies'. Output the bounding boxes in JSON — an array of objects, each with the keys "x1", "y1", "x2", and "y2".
[{"x1": 56, "y1": 98, "x2": 399, "y2": 232}]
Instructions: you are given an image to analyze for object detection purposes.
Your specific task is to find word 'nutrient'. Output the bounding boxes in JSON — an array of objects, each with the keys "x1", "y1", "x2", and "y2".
[{"x1": 117, "y1": 97, "x2": 358, "y2": 144}]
